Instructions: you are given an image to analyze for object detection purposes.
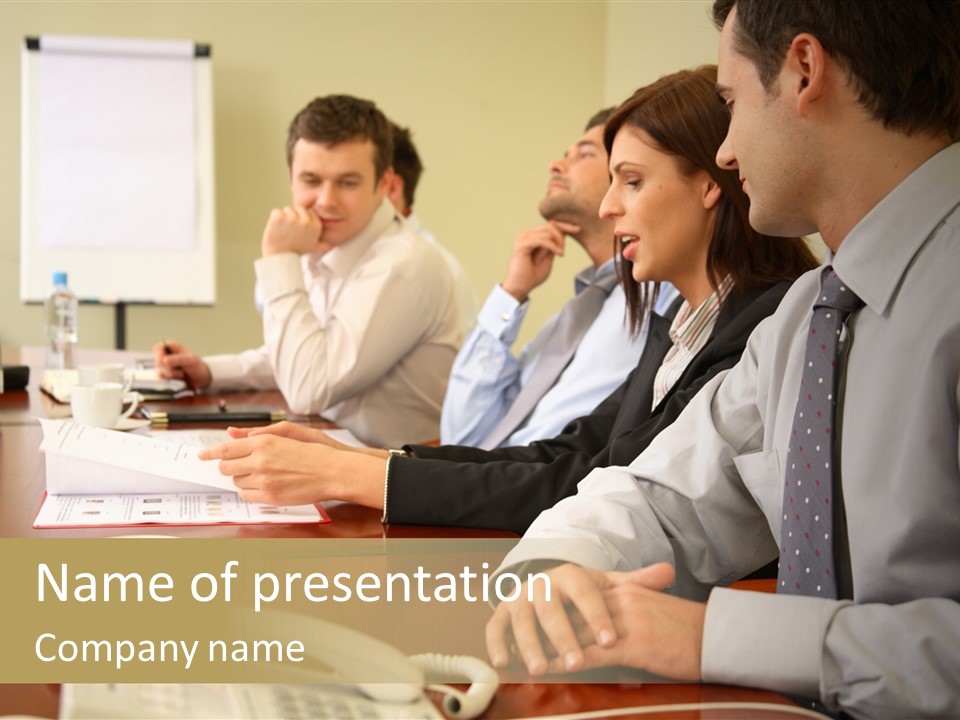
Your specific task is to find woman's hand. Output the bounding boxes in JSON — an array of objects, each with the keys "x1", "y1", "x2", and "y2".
[{"x1": 199, "y1": 431, "x2": 389, "y2": 509}]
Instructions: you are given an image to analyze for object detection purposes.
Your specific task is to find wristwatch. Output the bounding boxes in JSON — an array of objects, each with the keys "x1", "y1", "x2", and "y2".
[{"x1": 387, "y1": 448, "x2": 409, "y2": 458}]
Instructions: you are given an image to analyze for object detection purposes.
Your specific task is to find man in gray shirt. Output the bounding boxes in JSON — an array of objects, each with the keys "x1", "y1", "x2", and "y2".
[{"x1": 488, "y1": 2, "x2": 960, "y2": 718}]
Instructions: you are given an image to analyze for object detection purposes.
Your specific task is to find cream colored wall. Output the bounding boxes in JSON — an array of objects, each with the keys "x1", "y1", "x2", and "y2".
[
  {"x1": 4, "y1": 1, "x2": 794, "y2": 359},
  {"x1": 604, "y1": 0, "x2": 718, "y2": 107},
  {"x1": 0, "y1": 1, "x2": 607, "y2": 354}
]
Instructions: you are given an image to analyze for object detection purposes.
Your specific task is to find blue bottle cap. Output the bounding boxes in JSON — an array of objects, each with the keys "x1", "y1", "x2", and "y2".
[{"x1": 52, "y1": 271, "x2": 68, "y2": 286}]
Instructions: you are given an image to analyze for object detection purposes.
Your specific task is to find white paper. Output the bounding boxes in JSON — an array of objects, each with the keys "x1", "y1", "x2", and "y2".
[
  {"x1": 36, "y1": 419, "x2": 322, "y2": 528},
  {"x1": 323, "y1": 428, "x2": 370, "y2": 449},
  {"x1": 37, "y1": 35, "x2": 196, "y2": 252},
  {"x1": 149, "y1": 427, "x2": 369, "y2": 450},
  {"x1": 40, "y1": 418, "x2": 234, "y2": 493},
  {"x1": 148, "y1": 428, "x2": 231, "y2": 447},
  {"x1": 33, "y1": 492, "x2": 321, "y2": 528}
]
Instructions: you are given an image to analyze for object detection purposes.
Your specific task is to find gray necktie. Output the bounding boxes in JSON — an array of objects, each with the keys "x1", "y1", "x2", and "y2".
[
  {"x1": 479, "y1": 270, "x2": 620, "y2": 450},
  {"x1": 778, "y1": 267, "x2": 864, "y2": 598}
]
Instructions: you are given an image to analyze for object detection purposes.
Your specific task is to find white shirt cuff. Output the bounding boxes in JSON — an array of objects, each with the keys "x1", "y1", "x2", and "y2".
[{"x1": 475, "y1": 285, "x2": 529, "y2": 344}]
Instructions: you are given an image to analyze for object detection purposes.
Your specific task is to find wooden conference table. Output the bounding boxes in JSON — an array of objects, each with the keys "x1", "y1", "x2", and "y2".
[{"x1": 0, "y1": 347, "x2": 802, "y2": 719}]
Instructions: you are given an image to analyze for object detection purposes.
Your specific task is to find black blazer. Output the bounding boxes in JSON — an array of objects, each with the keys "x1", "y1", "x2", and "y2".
[{"x1": 389, "y1": 282, "x2": 792, "y2": 534}]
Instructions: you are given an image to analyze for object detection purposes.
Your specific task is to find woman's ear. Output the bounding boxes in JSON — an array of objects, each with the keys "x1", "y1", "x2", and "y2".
[{"x1": 701, "y1": 175, "x2": 722, "y2": 210}]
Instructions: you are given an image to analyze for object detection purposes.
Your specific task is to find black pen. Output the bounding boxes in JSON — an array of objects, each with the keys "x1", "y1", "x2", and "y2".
[{"x1": 145, "y1": 407, "x2": 285, "y2": 425}]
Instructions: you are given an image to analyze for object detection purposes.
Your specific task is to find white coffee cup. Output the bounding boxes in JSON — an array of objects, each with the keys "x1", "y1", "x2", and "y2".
[
  {"x1": 78, "y1": 363, "x2": 132, "y2": 391},
  {"x1": 71, "y1": 382, "x2": 140, "y2": 428}
]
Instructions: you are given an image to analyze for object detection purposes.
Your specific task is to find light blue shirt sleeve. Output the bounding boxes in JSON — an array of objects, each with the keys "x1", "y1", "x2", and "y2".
[{"x1": 440, "y1": 284, "x2": 552, "y2": 446}]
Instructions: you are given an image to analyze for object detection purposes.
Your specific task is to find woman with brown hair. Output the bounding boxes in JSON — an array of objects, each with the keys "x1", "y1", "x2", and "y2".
[{"x1": 200, "y1": 66, "x2": 818, "y2": 535}]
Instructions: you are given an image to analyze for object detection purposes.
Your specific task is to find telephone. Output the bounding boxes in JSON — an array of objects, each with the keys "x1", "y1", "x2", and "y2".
[
  {"x1": 255, "y1": 613, "x2": 500, "y2": 718},
  {"x1": 59, "y1": 616, "x2": 499, "y2": 720}
]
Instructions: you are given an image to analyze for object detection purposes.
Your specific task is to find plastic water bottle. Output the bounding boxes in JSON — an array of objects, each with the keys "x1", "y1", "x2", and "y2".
[{"x1": 44, "y1": 271, "x2": 78, "y2": 370}]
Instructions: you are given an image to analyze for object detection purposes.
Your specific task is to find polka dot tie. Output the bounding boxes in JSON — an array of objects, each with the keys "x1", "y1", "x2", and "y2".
[{"x1": 778, "y1": 267, "x2": 864, "y2": 598}]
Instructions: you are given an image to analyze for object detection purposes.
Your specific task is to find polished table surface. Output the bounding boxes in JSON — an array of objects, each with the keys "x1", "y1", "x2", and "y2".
[
  {"x1": 0, "y1": 682, "x2": 808, "y2": 719},
  {"x1": 0, "y1": 347, "x2": 802, "y2": 718},
  {"x1": 1, "y1": 346, "x2": 514, "y2": 540}
]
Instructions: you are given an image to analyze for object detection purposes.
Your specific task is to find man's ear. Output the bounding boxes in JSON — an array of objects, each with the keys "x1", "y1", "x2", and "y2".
[
  {"x1": 785, "y1": 32, "x2": 827, "y2": 117},
  {"x1": 381, "y1": 168, "x2": 404, "y2": 206}
]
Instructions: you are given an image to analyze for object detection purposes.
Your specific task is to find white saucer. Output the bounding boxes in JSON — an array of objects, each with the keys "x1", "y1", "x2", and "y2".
[{"x1": 93, "y1": 417, "x2": 151, "y2": 431}]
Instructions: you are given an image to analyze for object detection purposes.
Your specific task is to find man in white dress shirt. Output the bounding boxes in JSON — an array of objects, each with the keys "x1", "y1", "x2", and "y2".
[
  {"x1": 154, "y1": 95, "x2": 462, "y2": 446},
  {"x1": 487, "y1": 2, "x2": 960, "y2": 718},
  {"x1": 441, "y1": 109, "x2": 677, "y2": 448}
]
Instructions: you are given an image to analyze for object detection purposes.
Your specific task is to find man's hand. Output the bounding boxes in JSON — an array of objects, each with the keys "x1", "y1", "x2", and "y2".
[
  {"x1": 501, "y1": 221, "x2": 580, "y2": 302},
  {"x1": 486, "y1": 562, "x2": 705, "y2": 681},
  {"x1": 151, "y1": 340, "x2": 212, "y2": 390},
  {"x1": 261, "y1": 206, "x2": 327, "y2": 257},
  {"x1": 486, "y1": 563, "x2": 620, "y2": 675}
]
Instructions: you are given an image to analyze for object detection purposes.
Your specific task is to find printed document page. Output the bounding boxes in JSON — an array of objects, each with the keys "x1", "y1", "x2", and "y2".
[
  {"x1": 33, "y1": 491, "x2": 323, "y2": 528},
  {"x1": 35, "y1": 419, "x2": 325, "y2": 528},
  {"x1": 40, "y1": 418, "x2": 234, "y2": 494},
  {"x1": 148, "y1": 427, "x2": 369, "y2": 449}
]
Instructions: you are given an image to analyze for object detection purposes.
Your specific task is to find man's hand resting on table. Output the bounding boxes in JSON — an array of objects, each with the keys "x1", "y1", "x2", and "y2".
[{"x1": 485, "y1": 561, "x2": 706, "y2": 680}]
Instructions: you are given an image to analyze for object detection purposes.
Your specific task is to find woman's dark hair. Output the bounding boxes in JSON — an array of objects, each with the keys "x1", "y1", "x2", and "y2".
[{"x1": 603, "y1": 65, "x2": 817, "y2": 333}]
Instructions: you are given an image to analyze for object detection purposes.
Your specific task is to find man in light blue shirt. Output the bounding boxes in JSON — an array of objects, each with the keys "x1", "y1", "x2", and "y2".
[{"x1": 441, "y1": 109, "x2": 678, "y2": 448}]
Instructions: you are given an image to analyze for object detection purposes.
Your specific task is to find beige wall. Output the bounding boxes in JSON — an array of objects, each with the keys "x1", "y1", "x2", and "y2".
[
  {"x1": 605, "y1": 0, "x2": 717, "y2": 107},
  {"x1": 1, "y1": 1, "x2": 728, "y2": 356}
]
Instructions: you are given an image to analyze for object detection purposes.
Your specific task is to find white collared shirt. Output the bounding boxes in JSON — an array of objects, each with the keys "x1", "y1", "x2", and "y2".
[
  {"x1": 651, "y1": 275, "x2": 734, "y2": 409},
  {"x1": 205, "y1": 199, "x2": 464, "y2": 446}
]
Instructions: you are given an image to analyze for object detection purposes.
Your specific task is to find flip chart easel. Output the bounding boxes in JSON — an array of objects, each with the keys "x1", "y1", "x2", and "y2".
[{"x1": 20, "y1": 34, "x2": 216, "y2": 348}]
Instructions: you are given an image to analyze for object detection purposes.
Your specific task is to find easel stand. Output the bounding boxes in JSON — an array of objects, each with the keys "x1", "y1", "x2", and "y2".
[{"x1": 114, "y1": 302, "x2": 127, "y2": 351}]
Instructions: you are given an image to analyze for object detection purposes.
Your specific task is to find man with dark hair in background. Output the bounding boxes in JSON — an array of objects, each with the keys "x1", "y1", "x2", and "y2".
[
  {"x1": 386, "y1": 122, "x2": 478, "y2": 332},
  {"x1": 442, "y1": 110, "x2": 677, "y2": 448},
  {"x1": 488, "y1": 2, "x2": 960, "y2": 717},
  {"x1": 156, "y1": 95, "x2": 463, "y2": 447}
]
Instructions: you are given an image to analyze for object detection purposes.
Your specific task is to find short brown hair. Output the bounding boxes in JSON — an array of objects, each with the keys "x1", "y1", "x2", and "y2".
[
  {"x1": 604, "y1": 66, "x2": 817, "y2": 334},
  {"x1": 390, "y1": 123, "x2": 423, "y2": 209},
  {"x1": 585, "y1": 107, "x2": 614, "y2": 132},
  {"x1": 286, "y1": 95, "x2": 394, "y2": 179},
  {"x1": 712, "y1": 0, "x2": 960, "y2": 142}
]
